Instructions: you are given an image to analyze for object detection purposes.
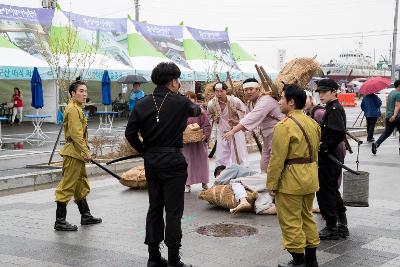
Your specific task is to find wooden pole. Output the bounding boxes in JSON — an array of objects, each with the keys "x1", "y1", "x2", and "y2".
[
  {"x1": 392, "y1": 0, "x2": 399, "y2": 81},
  {"x1": 352, "y1": 111, "x2": 363, "y2": 127},
  {"x1": 228, "y1": 70, "x2": 262, "y2": 154},
  {"x1": 208, "y1": 75, "x2": 222, "y2": 158},
  {"x1": 226, "y1": 72, "x2": 235, "y2": 96},
  {"x1": 134, "y1": 0, "x2": 140, "y2": 21},
  {"x1": 48, "y1": 124, "x2": 63, "y2": 165},
  {"x1": 260, "y1": 66, "x2": 279, "y2": 99},
  {"x1": 225, "y1": 76, "x2": 240, "y2": 164},
  {"x1": 255, "y1": 64, "x2": 270, "y2": 92}
]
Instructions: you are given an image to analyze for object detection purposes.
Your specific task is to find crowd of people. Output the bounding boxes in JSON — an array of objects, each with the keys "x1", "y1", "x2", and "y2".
[
  {"x1": 51, "y1": 61, "x2": 400, "y2": 267},
  {"x1": 121, "y1": 72, "x2": 351, "y2": 267}
]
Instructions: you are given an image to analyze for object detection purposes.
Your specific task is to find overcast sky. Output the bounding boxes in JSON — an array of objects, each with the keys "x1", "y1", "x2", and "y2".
[{"x1": 6, "y1": 0, "x2": 398, "y2": 69}]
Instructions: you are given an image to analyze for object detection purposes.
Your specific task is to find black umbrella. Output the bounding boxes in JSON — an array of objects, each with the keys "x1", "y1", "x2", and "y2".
[{"x1": 117, "y1": 75, "x2": 148, "y2": 84}]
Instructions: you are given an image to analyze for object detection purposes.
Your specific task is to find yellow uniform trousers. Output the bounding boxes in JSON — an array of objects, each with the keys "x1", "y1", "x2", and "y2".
[
  {"x1": 275, "y1": 192, "x2": 320, "y2": 253},
  {"x1": 55, "y1": 156, "x2": 90, "y2": 203}
]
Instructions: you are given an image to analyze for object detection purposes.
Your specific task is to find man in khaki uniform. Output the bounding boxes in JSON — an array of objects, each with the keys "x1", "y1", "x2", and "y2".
[
  {"x1": 267, "y1": 84, "x2": 320, "y2": 267},
  {"x1": 54, "y1": 79, "x2": 102, "y2": 231}
]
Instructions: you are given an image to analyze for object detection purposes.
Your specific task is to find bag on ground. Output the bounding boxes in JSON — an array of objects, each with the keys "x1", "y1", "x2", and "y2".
[
  {"x1": 198, "y1": 184, "x2": 258, "y2": 209},
  {"x1": 119, "y1": 166, "x2": 147, "y2": 189}
]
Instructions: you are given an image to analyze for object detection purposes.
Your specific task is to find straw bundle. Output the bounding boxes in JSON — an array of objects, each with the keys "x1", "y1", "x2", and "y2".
[
  {"x1": 198, "y1": 185, "x2": 258, "y2": 209},
  {"x1": 183, "y1": 123, "x2": 204, "y2": 144},
  {"x1": 274, "y1": 57, "x2": 320, "y2": 94},
  {"x1": 230, "y1": 81, "x2": 246, "y2": 103},
  {"x1": 119, "y1": 166, "x2": 147, "y2": 189},
  {"x1": 204, "y1": 82, "x2": 216, "y2": 103}
]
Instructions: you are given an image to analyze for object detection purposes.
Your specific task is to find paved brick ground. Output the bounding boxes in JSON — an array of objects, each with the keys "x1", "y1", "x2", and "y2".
[{"x1": 1, "y1": 133, "x2": 400, "y2": 266}]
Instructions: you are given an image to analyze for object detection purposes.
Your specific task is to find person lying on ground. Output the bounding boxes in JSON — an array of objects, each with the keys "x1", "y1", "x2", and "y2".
[{"x1": 213, "y1": 164, "x2": 276, "y2": 215}]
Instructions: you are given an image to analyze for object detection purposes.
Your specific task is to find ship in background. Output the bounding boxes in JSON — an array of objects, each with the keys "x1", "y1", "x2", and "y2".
[{"x1": 320, "y1": 41, "x2": 391, "y2": 81}]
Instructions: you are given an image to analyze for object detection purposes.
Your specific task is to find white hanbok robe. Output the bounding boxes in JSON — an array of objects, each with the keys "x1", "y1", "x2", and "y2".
[{"x1": 208, "y1": 96, "x2": 248, "y2": 167}]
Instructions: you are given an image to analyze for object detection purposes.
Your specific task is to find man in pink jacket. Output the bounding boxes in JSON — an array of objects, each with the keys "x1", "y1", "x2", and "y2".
[{"x1": 223, "y1": 78, "x2": 284, "y2": 172}]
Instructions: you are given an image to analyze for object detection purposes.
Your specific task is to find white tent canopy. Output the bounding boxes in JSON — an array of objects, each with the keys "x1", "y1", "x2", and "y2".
[
  {"x1": 0, "y1": 47, "x2": 49, "y2": 68},
  {"x1": 0, "y1": 35, "x2": 49, "y2": 68}
]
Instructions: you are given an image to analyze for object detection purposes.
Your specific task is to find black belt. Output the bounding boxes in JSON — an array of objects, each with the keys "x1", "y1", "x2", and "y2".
[
  {"x1": 285, "y1": 157, "x2": 313, "y2": 165},
  {"x1": 146, "y1": 147, "x2": 181, "y2": 153}
]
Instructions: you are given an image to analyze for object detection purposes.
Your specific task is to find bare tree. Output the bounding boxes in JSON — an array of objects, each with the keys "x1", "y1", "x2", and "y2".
[
  {"x1": 36, "y1": 20, "x2": 105, "y2": 103},
  {"x1": 200, "y1": 45, "x2": 240, "y2": 83},
  {"x1": 201, "y1": 49, "x2": 226, "y2": 82},
  {"x1": 35, "y1": 18, "x2": 107, "y2": 165}
]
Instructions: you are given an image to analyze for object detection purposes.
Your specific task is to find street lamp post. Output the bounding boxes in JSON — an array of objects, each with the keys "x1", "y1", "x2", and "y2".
[{"x1": 391, "y1": 0, "x2": 399, "y2": 81}]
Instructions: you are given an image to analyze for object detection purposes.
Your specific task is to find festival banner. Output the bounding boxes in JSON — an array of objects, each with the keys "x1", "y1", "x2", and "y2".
[
  {"x1": 62, "y1": 11, "x2": 131, "y2": 67},
  {"x1": 0, "y1": 66, "x2": 34, "y2": 80},
  {"x1": 65, "y1": 12, "x2": 126, "y2": 33},
  {"x1": 133, "y1": 20, "x2": 191, "y2": 69},
  {"x1": 0, "y1": 4, "x2": 54, "y2": 58},
  {"x1": 0, "y1": 66, "x2": 129, "y2": 81},
  {"x1": 186, "y1": 26, "x2": 238, "y2": 70},
  {"x1": 0, "y1": 4, "x2": 54, "y2": 25}
]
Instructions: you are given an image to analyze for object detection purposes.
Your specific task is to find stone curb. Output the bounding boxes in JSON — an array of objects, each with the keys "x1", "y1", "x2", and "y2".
[
  {"x1": 0, "y1": 158, "x2": 143, "y2": 192},
  {"x1": 0, "y1": 128, "x2": 385, "y2": 192}
]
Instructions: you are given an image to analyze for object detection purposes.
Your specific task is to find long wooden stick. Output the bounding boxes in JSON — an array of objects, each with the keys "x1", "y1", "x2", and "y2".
[
  {"x1": 208, "y1": 143, "x2": 217, "y2": 158},
  {"x1": 228, "y1": 70, "x2": 262, "y2": 155},
  {"x1": 346, "y1": 131, "x2": 363, "y2": 145},
  {"x1": 48, "y1": 124, "x2": 63, "y2": 165},
  {"x1": 91, "y1": 159, "x2": 122, "y2": 180},
  {"x1": 231, "y1": 133, "x2": 240, "y2": 164},
  {"x1": 359, "y1": 114, "x2": 365, "y2": 127},
  {"x1": 251, "y1": 132, "x2": 263, "y2": 154},
  {"x1": 344, "y1": 137, "x2": 353, "y2": 154},
  {"x1": 255, "y1": 65, "x2": 270, "y2": 93},
  {"x1": 208, "y1": 76, "x2": 222, "y2": 158},
  {"x1": 352, "y1": 111, "x2": 363, "y2": 127},
  {"x1": 226, "y1": 91, "x2": 240, "y2": 164},
  {"x1": 226, "y1": 72, "x2": 235, "y2": 96},
  {"x1": 208, "y1": 121, "x2": 217, "y2": 158},
  {"x1": 106, "y1": 154, "x2": 143, "y2": 165},
  {"x1": 260, "y1": 66, "x2": 279, "y2": 99}
]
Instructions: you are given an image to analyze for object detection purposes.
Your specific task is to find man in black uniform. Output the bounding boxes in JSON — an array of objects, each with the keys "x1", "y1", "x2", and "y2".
[
  {"x1": 315, "y1": 79, "x2": 349, "y2": 240},
  {"x1": 125, "y1": 62, "x2": 201, "y2": 267}
]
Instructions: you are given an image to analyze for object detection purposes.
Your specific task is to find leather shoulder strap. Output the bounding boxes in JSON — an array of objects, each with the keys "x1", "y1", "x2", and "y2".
[{"x1": 288, "y1": 115, "x2": 314, "y2": 161}]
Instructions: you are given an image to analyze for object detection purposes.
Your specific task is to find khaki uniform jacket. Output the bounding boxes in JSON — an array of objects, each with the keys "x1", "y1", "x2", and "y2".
[
  {"x1": 60, "y1": 100, "x2": 90, "y2": 161},
  {"x1": 267, "y1": 110, "x2": 321, "y2": 195}
]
